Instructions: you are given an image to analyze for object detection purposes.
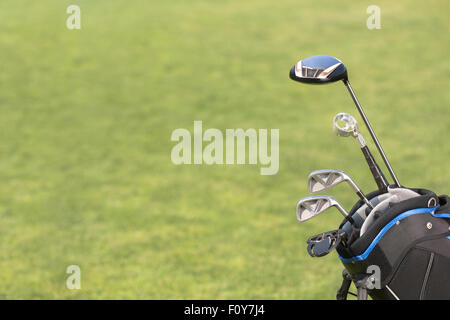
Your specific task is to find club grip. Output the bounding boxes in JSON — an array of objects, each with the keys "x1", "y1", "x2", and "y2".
[{"x1": 361, "y1": 146, "x2": 389, "y2": 192}]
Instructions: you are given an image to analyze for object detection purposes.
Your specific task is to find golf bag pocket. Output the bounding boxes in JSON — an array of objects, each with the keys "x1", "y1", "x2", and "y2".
[
  {"x1": 336, "y1": 188, "x2": 450, "y2": 300},
  {"x1": 389, "y1": 236, "x2": 450, "y2": 299}
]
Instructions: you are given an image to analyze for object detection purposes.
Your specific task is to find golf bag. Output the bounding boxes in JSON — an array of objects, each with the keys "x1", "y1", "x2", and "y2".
[{"x1": 335, "y1": 188, "x2": 450, "y2": 300}]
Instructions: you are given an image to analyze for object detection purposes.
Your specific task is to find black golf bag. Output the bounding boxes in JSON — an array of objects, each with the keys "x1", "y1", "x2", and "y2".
[{"x1": 335, "y1": 188, "x2": 450, "y2": 300}]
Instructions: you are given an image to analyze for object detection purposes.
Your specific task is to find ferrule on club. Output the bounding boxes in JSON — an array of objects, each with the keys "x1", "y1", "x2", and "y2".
[{"x1": 355, "y1": 132, "x2": 366, "y2": 148}]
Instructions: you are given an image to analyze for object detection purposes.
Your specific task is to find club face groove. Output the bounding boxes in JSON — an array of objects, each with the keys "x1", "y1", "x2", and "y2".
[{"x1": 296, "y1": 195, "x2": 339, "y2": 222}]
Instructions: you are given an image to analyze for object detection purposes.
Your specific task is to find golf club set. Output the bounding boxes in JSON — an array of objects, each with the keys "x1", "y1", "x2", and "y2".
[{"x1": 289, "y1": 55, "x2": 450, "y2": 300}]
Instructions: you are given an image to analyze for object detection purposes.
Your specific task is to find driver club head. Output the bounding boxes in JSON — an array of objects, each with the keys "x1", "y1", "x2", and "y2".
[
  {"x1": 289, "y1": 55, "x2": 348, "y2": 84},
  {"x1": 296, "y1": 195, "x2": 348, "y2": 223}
]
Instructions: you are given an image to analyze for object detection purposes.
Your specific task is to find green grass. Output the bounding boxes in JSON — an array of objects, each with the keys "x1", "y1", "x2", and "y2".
[{"x1": 0, "y1": 0, "x2": 448, "y2": 299}]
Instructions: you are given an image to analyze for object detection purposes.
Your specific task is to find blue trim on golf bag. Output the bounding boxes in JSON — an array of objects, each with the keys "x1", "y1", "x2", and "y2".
[{"x1": 339, "y1": 205, "x2": 450, "y2": 263}]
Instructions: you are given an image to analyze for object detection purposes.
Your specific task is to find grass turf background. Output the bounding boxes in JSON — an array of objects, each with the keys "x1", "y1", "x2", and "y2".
[{"x1": 0, "y1": 0, "x2": 448, "y2": 299}]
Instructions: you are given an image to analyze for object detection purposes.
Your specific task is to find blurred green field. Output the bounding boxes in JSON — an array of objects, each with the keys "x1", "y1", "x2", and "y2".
[{"x1": 0, "y1": 0, "x2": 448, "y2": 299}]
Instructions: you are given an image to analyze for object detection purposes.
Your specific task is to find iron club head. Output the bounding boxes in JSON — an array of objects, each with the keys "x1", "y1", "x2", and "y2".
[
  {"x1": 296, "y1": 195, "x2": 349, "y2": 223},
  {"x1": 308, "y1": 169, "x2": 374, "y2": 210},
  {"x1": 308, "y1": 169, "x2": 359, "y2": 194}
]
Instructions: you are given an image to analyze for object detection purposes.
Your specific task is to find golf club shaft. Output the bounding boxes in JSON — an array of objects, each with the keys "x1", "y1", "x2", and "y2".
[
  {"x1": 343, "y1": 80, "x2": 401, "y2": 187},
  {"x1": 347, "y1": 177, "x2": 374, "y2": 209},
  {"x1": 361, "y1": 146, "x2": 389, "y2": 192},
  {"x1": 356, "y1": 189, "x2": 375, "y2": 210},
  {"x1": 335, "y1": 203, "x2": 355, "y2": 225}
]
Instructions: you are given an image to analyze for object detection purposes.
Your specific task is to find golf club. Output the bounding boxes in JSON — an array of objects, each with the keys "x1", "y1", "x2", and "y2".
[
  {"x1": 289, "y1": 55, "x2": 401, "y2": 187},
  {"x1": 296, "y1": 195, "x2": 354, "y2": 225},
  {"x1": 308, "y1": 169, "x2": 374, "y2": 209},
  {"x1": 333, "y1": 113, "x2": 389, "y2": 192}
]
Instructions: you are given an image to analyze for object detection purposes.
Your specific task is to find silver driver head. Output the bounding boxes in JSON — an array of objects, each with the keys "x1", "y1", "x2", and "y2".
[{"x1": 296, "y1": 195, "x2": 348, "y2": 223}]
